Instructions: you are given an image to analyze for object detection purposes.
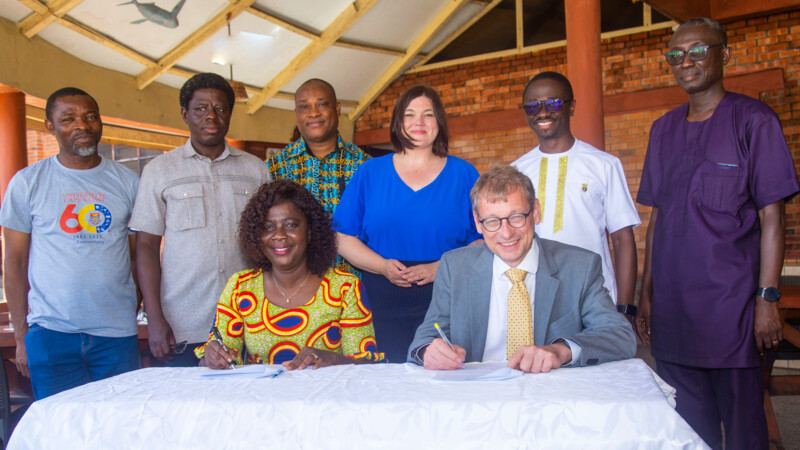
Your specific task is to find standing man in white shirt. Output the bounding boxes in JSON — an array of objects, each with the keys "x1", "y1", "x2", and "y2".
[{"x1": 512, "y1": 71, "x2": 640, "y2": 323}]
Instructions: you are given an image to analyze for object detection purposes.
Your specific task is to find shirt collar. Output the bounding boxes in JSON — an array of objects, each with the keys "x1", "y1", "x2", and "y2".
[
  {"x1": 287, "y1": 133, "x2": 357, "y2": 159},
  {"x1": 179, "y1": 138, "x2": 242, "y2": 160},
  {"x1": 492, "y1": 237, "x2": 539, "y2": 280}
]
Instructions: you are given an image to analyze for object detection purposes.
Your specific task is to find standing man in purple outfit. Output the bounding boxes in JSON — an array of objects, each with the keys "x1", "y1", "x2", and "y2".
[{"x1": 636, "y1": 18, "x2": 799, "y2": 449}]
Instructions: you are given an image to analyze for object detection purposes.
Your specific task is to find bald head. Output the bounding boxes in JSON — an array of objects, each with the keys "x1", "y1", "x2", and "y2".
[
  {"x1": 294, "y1": 78, "x2": 341, "y2": 149},
  {"x1": 295, "y1": 78, "x2": 337, "y2": 103}
]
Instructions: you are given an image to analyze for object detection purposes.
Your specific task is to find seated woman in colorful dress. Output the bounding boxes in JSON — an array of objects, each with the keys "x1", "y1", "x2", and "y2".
[{"x1": 197, "y1": 180, "x2": 383, "y2": 369}]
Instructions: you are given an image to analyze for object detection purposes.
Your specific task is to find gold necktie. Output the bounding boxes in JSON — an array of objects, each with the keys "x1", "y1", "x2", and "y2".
[{"x1": 506, "y1": 268, "x2": 533, "y2": 359}]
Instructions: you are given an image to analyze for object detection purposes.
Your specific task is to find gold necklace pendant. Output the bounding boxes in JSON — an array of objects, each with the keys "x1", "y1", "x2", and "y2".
[{"x1": 272, "y1": 270, "x2": 311, "y2": 303}]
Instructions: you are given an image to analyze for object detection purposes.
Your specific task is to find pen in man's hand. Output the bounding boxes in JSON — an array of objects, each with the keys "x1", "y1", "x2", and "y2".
[
  {"x1": 211, "y1": 326, "x2": 236, "y2": 370},
  {"x1": 434, "y1": 323, "x2": 463, "y2": 368}
]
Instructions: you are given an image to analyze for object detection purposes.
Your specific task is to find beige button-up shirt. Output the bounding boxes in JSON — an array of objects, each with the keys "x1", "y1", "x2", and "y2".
[{"x1": 129, "y1": 140, "x2": 271, "y2": 343}]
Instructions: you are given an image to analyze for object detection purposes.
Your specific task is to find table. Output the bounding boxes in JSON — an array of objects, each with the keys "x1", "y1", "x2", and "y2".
[{"x1": 8, "y1": 359, "x2": 705, "y2": 449}]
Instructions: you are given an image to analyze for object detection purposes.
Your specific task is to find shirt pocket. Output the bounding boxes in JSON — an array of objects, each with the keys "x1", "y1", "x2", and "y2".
[
  {"x1": 165, "y1": 183, "x2": 206, "y2": 231},
  {"x1": 231, "y1": 181, "x2": 257, "y2": 225},
  {"x1": 699, "y1": 161, "x2": 743, "y2": 214}
]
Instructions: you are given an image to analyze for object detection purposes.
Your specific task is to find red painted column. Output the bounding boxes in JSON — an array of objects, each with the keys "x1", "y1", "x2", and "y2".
[
  {"x1": 0, "y1": 86, "x2": 28, "y2": 202},
  {"x1": 564, "y1": 0, "x2": 605, "y2": 150}
]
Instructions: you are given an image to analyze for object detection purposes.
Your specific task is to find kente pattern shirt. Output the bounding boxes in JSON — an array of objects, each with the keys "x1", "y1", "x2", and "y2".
[
  {"x1": 267, "y1": 134, "x2": 369, "y2": 275},
  {"x1": 195, "y1": 268, "x2": 384, "y2": 364}
]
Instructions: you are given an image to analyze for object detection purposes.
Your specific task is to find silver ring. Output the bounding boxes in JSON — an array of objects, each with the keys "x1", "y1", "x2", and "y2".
[{"x1": 311, "y1": 353, "x2": 319, "y2": 361}]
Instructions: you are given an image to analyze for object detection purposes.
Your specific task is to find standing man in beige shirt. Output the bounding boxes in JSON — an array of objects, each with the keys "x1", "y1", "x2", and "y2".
[{"x1": 129, "y1": 73, "x2": 271, "y2": 366}]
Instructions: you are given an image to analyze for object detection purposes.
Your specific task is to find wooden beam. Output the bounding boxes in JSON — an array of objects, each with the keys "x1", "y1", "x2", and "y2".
[
  {"x1": 246, "y1": 0, "x2": 379, "y2": 114},
  {"x1": 16, "y1": 0, "x2": 48, "y2": 15},
  {"x1": 710, "y1": 0, "x2": 800, "y2": 22},
  {"x1": 407, "y1": 21, "x2": 676, "y2": 74},
  {"x1": 412, "y1": 0, "x2": 502, "y2": 69},
  {"x1": 515, "y1": 0, "x2": 524, "y2": 50},
  {"x1": 55, "y1": 16, "x2": 155, "y2": 67},
  {"x1": 135, "y1": 0, "x2": 257, "y2": 90},
  {"x1": 335, "y1": 40, "x2": 405, "y2": 57},
  {"x1": 642, "y1": 0, "x2": 711, "y2": 22},
  {"x1": 348, "y1": 0, "x2": 472, "y2": 121},
  {"x1": 18, "y1": 0, "x2": 84, "y2": 38},
  {"x1": 247, "y1": 5, "x2": 404, "y2": 56},
  {"x1": 246, "y1": 5, "x2": 317, "y2": 40}
]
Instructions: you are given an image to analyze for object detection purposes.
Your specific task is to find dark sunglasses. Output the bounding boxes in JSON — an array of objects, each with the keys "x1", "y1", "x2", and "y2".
[
  {"x1": 664, "y1": 43, "x2": 725, "y2": 66},
  {"x1": 522, "y1": 98, "x2": 572, "y2": 116}
]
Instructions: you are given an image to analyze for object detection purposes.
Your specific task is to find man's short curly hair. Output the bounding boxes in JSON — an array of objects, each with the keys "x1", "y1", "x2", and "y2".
[
  {"x1": 238, "y1": 180, "x2": 336, "y2": 276},
  {"x1": 179, "y1": 73, "x2": 235, "y2": 110}
]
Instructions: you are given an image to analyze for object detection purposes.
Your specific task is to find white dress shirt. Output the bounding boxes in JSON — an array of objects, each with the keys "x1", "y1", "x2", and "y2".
[{"x1": 482, "y1": 240, "x2": 581, "y2": 364}]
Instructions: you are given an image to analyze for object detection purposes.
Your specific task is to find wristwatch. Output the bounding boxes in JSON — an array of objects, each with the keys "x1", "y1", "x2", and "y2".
[
  {"x1": 616, "y1": 304, "x2": 637, "y2": 316},
  {"x1": 756, "y1": 287, "x2": 781, "y2": 302}
]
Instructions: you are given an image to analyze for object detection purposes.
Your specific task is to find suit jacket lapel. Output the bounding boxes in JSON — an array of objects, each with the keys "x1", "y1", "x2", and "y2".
[
  {"x1": 468, "y1": 245, "x2": 494, "y2": 360},
  {"x1": 533, "y1": 237, "x2": 560, "y2": 346}
]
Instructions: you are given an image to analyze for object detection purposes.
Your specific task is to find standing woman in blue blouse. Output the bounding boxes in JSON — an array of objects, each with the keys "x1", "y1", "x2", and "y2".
[{"x1": 333, "y1": 85, "x2": 482, "y2": 362}]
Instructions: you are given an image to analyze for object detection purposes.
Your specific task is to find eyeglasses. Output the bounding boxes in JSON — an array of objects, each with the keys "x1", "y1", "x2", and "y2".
[
  {"x1": 664, "y1": 43, "x2": 725, "y2": 66},
  {"x1": 522, "y1": 98, "x2": 572, "y2": 116},
  {"x1": 478, "y1": 209, "x2": 532, "y2": 232}
]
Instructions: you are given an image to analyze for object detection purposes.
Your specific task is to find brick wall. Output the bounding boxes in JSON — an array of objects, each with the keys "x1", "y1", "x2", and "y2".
[
  {"x1": 26, "y1": 129, "x2": 59, "y2": 163},
  {"x1": 355, "y1": 10, "x2": 800, "y2": 266}
]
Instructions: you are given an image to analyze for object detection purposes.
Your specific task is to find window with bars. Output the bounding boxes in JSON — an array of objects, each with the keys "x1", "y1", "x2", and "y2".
[{"x1": 97, "y1": 143, "x2": 161, "y2": 176}]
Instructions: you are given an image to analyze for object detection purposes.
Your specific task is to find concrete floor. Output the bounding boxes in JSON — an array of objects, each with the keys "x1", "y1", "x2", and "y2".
[{"x1": 636, "y1": 345, "x2": 800, "y2": 450}]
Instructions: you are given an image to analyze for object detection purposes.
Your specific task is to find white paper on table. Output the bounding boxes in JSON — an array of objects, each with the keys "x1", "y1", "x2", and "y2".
[
  {"x1": 432, "y1": 362, "x2": 523, "y2": 381},
  {"x1": 194, "y1": 364, "x2": 286, "y2": 380}
]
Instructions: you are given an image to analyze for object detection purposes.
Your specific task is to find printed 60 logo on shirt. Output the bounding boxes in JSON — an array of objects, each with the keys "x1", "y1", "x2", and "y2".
[{"x1": 59, "y1": 203, "x2": 112, "y2": 233}]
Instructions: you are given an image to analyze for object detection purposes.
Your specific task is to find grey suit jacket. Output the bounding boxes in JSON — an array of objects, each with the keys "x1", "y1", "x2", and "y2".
[{"x1": 408, "y1": 236, "x2": 636, "y2": 366}]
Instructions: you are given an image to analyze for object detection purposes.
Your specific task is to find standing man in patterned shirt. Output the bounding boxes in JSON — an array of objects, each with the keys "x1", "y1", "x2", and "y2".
[{"x1": 267, "y1": 78, "x2": 369, "y2": 275}]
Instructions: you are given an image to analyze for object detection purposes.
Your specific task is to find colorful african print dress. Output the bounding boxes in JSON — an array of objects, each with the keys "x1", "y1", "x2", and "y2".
[{"x1": 195, "y1": 267, "x2": 383, "y2": 364}]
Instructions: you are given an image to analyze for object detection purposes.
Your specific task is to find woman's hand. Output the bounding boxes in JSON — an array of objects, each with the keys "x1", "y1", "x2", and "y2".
[
  {"x1": 384, "y1": 259, "x2": 411, "y2": 287},
  {"x1": 402, "y1": 261, "x2": 439, "y2": 286},
  {"x1": 283, "y1": 347, "x2": 348, "y2": 370},
  {"x1": 201, "y1": 340, "x2": 238, "y2": 370}
]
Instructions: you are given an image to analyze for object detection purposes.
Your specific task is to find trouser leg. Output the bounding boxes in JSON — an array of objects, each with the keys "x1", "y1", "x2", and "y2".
[
  {"x1": 656, "y1": 359, "x2": 723, "y2": 449},
  {"x1": 25, "y1": 325, "x2": 90, "y2": 400}
]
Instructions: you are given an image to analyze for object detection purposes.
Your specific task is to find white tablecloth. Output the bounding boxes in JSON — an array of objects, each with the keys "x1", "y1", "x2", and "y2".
[{"x1": 8, "y1": 359, "x2": 707, "y2": 449}]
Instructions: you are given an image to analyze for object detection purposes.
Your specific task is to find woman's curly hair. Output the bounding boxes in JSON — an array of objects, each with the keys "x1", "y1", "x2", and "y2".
[{"x1": 238, "y1": 180, "x2": 336, "y2": 276}]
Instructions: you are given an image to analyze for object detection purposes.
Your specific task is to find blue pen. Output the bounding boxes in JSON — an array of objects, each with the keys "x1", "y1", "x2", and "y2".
[
  {"x1": 435, "y1": 323, "x2": 463, "y2": 368},
  {"x1": 211, "y1": 326, "x2": 236, "y2": 370}
]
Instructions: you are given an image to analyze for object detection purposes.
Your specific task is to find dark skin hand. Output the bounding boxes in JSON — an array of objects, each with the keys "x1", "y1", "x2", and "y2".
[
  {"x1": 754, "y1": 201, "x2": 785, "y2": 355},
  {"x1": 200, "y1": 342, "x2": 370, "y2": 370},
  {"x1": 610, "y1": 226, "x2": 637, "y2": 328},
  {"x1": 136, "y1": 230, "x2": 176, "y2": 362},
  {"x1": 199, "y1": 340, "x2": 238, "y2": 369},
  {"x1": 635, "y1": 207, "x2": 657, "y2": 346},
  {"x1": 2, "y1": 228, "x2": 32, "y2": 377}
]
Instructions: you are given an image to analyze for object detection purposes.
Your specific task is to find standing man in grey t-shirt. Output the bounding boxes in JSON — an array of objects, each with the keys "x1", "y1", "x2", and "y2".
[
  {"x1": 129, "y1": 73, "x2": 270, "y2": 366},
  {"x1": 0, "y1": 88, "x2": 140, "y2": 399}
]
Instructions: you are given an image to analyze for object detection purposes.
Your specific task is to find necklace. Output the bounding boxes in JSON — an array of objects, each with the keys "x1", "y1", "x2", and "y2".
[{"x1": 272, "y1": 270, "x2": 311, "y2": 303}]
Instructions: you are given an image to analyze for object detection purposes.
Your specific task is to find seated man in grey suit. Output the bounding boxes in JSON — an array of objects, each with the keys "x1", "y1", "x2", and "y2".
[{"x1": 408, "y1": 165, "x2": 636, "y2": 373}]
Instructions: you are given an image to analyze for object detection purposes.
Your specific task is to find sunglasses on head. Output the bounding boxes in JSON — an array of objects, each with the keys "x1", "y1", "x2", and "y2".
[
  {"x1": 522, "y1": 98, "x2": 572, "y2": 116},
  {"x1": 664, "y1": 43, "x2": 725, "y2": 66}
]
